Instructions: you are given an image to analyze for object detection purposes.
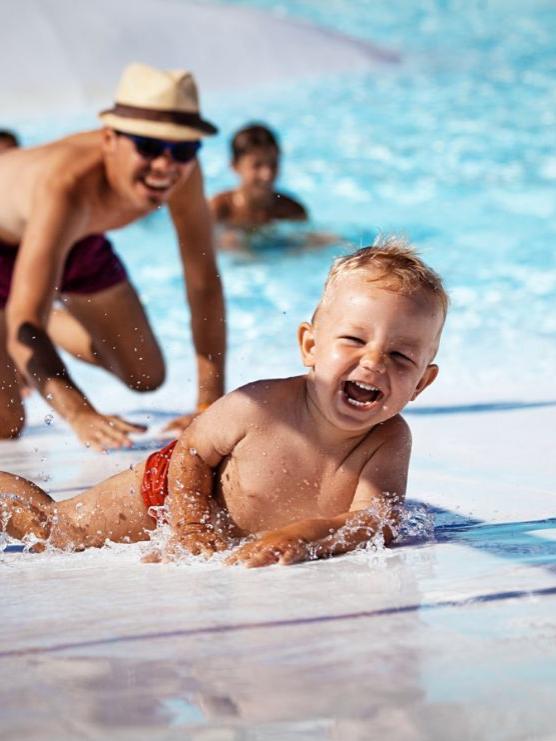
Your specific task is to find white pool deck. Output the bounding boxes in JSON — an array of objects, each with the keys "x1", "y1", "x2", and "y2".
[{"x1": 2, "y1": 395, "x2": 555, "y2": 740}]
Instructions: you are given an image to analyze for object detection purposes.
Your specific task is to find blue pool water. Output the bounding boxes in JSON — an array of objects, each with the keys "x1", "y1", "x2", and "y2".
[{"x1": 13, "y1": 0, "x2": 556, "y2": 406}]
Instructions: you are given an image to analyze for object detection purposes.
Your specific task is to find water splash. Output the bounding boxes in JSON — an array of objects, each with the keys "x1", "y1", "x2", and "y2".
[{"x1": 395, "y1": 502, "x2": 436, "y2": 543}]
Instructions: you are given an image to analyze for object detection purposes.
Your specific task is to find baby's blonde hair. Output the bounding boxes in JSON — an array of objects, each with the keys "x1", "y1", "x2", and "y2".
[{"x1": 315, "y1": 235, "x2": 449, "y2": 321}]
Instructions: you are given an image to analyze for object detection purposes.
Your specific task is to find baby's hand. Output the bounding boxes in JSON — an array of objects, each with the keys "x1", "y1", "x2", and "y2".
[
  {"x1": 142, "y1": 526, "x2": 230, "y2": 564},
  {"x1": 226, "y1": 532, "x2": 309, "y2": 568},
  {"x1": 179, "y1": 525, "x2": 230, "y2": 557}
]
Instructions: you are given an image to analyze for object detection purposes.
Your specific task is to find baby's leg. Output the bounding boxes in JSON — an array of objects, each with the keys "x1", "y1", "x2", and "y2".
[
  {"x1": 1, "y1": 463, "x2": 155, "y2": 550},
  {"x1": 0, "y1": 471, "x2": 53, "y2": 543},
  {"x1": 53, "y1": 463, "x2": 155, "y2": 549}
]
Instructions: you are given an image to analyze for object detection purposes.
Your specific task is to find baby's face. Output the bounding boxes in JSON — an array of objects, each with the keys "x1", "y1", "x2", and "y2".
[
  {"x1": 299, "y1": 273, "x2": 443, "y2": 435},
  {"x1": 233, "y1": 146, "x2": 278, "y2": 196}
]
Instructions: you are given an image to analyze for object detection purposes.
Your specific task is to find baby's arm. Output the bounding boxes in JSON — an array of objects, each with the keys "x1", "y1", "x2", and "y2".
[
  {"x1": 163, "y1": 390, "x2": 251, "y2": 557},
  {"x1": 164, "y1": 432, "x2": 224, "y2": 557},
  {"x1": 228, "y1": 418, "x2": 411, "y2": 567}
]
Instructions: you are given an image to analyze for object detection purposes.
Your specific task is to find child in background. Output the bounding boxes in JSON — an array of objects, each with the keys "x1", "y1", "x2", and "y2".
[
  {"x1": 0, "y1": 239, "x2": 447, "y2": 568},
  {"x1": 211, "y1": 123, "x2": 307, "y2": 231}
]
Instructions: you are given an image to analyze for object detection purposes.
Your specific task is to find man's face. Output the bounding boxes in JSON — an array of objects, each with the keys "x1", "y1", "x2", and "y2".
[
  {"x1": 298, "y1": 273, "x2": 443, "y2": 435},
  {"x1": 103, "y1": 129, "x2": 198, "y2": 210},
  {"x1": 233, "y1": 146, "x2": 279, "y2": 198}
]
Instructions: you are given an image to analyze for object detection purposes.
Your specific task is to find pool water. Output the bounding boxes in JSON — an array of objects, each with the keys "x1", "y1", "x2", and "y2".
[{"x1": 13, "y1": 0, "x2": 556, "y2": 407}]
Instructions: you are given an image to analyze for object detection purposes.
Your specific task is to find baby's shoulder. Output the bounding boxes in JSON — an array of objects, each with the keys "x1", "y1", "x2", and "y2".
[
  {"x1": 195, "y1": 378, "x2": 297, "y2": 454},
  {"x1": 229, "y1": 376, "x2": 300, "y2": 412},
  {"x1": 361, "y1": 415, "x2": 412, "y2": 458}
]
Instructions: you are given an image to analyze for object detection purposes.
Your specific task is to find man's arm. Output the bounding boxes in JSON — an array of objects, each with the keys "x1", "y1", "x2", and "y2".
[
  {"x1": 6, "y1": 178, "x2": 143, "y2": 450},
  {"x1": 168, "y1": 163, "x2": 226, "y2": 428},
  {"x1": 227, "y1": 417, "x2": 411, "y2": 567}
]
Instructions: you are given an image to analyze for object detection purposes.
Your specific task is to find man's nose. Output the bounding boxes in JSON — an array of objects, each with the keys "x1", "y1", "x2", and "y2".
[
  {"x1": 150, "y1": 150, "x2": 174, "y2": 168},
  {"x1": 360, "y1": 347, "x2": 386, "y2": 374}
]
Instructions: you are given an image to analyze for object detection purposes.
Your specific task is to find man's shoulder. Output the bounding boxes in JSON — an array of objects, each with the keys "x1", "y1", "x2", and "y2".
[{"x1": 36, "y1": 131, "x2": 104, "y2": 192}]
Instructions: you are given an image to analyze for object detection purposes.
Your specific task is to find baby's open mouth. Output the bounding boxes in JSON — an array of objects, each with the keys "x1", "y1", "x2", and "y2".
[{"x1": 342, "y1": 380, "x2": 382, "y2": 407}]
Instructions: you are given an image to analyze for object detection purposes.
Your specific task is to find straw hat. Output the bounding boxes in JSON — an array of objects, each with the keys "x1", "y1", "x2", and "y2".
[{"x1": 99, "y1": 62, "x2": 218, "y2": 141}]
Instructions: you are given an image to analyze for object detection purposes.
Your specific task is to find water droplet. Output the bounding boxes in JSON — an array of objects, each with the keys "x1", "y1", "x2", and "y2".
[
  {"x1": 46, "y1": 393, "x2": 53, "y2": 400},
  {"x1": 44, "y1": 414, "x2": 54, "y2": 426},
  {"x1": 189, "y1": 447, "x2": 197, "y2": 456}
]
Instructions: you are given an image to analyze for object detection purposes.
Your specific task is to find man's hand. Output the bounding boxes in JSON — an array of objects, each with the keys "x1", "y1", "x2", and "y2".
[
  {"x1": 162, "y1": 411, "x2": 199, "y2": 435},
  {"x1": 226, "y1": 532, "x2": 310, "y2": 568},
  {"x1": 69, "y1": 409, "x2": 146, "y2": 451}
]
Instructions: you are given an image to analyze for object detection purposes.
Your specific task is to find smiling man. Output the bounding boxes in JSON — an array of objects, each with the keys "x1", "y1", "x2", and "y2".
[{"x1": 0, "y1": 63, "x2": 225, "y2": 450}]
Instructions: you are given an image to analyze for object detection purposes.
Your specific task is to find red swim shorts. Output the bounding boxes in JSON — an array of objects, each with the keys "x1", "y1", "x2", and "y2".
[
  {"x1": 0, "y1": 233, "x2": 128, "y2": 309},
  {"x1": 141, "y1": 440, "x2": 178, "y2": 514}
]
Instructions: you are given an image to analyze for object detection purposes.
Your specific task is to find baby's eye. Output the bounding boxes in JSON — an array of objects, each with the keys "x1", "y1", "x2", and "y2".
[
  {"x1": 391, "y1": 351, "x2": 414, "y2": 364},
  {"x1": 340, "y1": 335, "x2": 365, "y2": 345}
]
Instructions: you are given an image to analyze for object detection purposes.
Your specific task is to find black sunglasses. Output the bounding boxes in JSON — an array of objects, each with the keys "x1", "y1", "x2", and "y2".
[{"x1": 116, "y1": 131, "x2": 202, "y2": 163}]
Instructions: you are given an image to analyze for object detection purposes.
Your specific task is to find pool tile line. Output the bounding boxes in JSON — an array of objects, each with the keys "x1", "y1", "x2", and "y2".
[{"x1": 2, "y1": 583, "x2": 556, "y2": 660}]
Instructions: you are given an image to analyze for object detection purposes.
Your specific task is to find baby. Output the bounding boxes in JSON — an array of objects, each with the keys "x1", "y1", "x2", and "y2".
[
  {"x1": 0, "y1": 239, "x2": 447, "y2": 567},
  {"x1": 210, "y1": 123, "x2": 307, "y2": 230}
]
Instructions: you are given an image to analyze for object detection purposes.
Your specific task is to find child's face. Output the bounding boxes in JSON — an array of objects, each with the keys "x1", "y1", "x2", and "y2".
[
  {"x1": 233, "y1": 146, "x2": 279, "y2": 196},
  {"x1": 298, "y1": 273, "x2": 443, "y2": 435}
]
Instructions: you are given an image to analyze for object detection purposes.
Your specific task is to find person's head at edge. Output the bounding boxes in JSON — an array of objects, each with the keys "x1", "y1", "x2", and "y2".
[
  {"x1": 98, "y1": 62, "x2": 218, "y2": 211},
  {"x1": 0, "y1": 130, "x2": 19, "y2": 153}
]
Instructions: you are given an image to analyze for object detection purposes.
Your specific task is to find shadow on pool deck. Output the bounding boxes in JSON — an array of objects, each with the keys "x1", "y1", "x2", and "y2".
[
  {"x1": 427, "y1": 506, "x2": 556, "y2": 575},
  {"x1": 405, "y1": 399, "x2": 556, "y2": 415}
]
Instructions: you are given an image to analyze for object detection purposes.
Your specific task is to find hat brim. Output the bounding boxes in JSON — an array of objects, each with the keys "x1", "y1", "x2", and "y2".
[{"x1": 99, "y1": 111, "x2": 217, "y2": 141}]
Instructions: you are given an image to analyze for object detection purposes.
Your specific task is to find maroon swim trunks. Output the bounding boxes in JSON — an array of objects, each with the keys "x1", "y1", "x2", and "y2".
[
  {"x1": 141, "y1": 439, "x2": 178, "y2": 515},
  {"x1": 0, "y1": 233, "x2": 128, "y2": 309}
]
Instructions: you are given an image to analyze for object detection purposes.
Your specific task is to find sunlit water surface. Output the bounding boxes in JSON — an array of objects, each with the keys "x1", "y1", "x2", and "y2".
[{"x1": 11, "y1": 0, "x2": 556, "y2": 407}]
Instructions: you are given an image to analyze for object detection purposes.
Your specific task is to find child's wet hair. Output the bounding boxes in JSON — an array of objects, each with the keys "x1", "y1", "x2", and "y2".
[
  {"x1": 315, "y1": 236, "x2": 449, "y2": 322},
  {"x1": 231, "y1": 123, "x2": 280, "y2": 163}
]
